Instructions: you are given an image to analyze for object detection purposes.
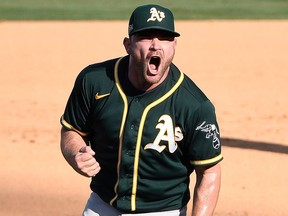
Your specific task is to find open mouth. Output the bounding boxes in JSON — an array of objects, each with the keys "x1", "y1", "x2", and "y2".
[{"x1": 149, "y1": 56, "x2": 161, "y2": 73}]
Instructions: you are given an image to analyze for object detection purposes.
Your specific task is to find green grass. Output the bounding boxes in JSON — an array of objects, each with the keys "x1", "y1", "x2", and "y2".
[{"x1": 0, "y1": 0, "x2": 288, "y2": 20}]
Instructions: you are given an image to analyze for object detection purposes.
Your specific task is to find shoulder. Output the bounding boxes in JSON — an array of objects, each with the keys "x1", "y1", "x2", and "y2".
[
  {"x1": 170, "y1": 63, "x2": 210, "y2": 106},
  {"x1": 74, "y1": 56, "x2": 128, "y2": 88},
  {"x1": 79, "y1": 57, "x2": 120, "y2": 79}
]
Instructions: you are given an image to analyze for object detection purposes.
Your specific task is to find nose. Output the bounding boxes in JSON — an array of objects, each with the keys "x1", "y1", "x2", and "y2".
[{"x1": 150, "y1": 37, "x2": 162, "y2": 50}]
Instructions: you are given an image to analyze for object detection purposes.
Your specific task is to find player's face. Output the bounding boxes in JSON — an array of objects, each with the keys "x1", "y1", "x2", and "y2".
[{"x1": 124, "y1": 30, "x2": 177, "y2": 91}]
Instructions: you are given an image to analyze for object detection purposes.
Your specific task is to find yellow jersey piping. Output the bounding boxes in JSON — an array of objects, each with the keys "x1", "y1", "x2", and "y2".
[
  {"x1": 110, "y1": 57, "x2": 129, "y2": 205},
  {"x1": 190, "y1": 154, "x2": 223, "y2": 166},
  {"x1": 60, "y1": 115, "x2": 89, "y2": 137}
]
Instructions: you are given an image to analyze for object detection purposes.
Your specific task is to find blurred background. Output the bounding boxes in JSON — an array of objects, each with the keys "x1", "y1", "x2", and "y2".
[{"x1": 1, "y1": 0, "x2": 287, "y2": 215}]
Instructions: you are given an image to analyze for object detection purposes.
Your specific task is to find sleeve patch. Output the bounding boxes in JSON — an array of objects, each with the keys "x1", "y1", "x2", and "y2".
[{"x1": 195, "y1": 121, "x2": 221, "y2": 149}]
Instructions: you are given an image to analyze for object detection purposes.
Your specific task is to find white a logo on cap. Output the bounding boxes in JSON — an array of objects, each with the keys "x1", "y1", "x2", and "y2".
[{"x1": 147, "y1": 7, "x2": 165, "y2": 22}]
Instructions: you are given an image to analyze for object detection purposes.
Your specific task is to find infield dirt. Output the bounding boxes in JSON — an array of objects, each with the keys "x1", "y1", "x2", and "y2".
[{"x1": 0, "y1": 21, "x2": 287, "y2": 216}]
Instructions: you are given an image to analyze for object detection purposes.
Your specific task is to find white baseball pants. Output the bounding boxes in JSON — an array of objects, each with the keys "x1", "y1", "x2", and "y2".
[{"x1": 82, "y1": 192, "x2": 187, "y2": 216}]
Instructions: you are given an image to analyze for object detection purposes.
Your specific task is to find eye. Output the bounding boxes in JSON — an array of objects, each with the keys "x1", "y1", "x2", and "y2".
[
  {"x1": 158, "y1": 35, "x2": 175, "y2": 41},
  {"x1": 136, "y1": 33, "x2": 153, "y2": 40},
  {"x1": 134, "y1": 31, "x2": 175, "y2": 41}
]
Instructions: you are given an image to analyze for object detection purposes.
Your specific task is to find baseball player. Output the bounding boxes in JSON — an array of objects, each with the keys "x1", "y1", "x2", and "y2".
[{"x1": 60, "y1": 4, "x2": 222, "y2": 216}]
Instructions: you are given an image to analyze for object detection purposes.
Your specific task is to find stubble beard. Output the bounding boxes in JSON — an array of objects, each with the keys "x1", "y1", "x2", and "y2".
[
  {"x1": 144, "y1": 52, "x2": 174, "y2": 85},
  {"x1": 129, "y1": 51, "x2": 175, "y2": 91}
]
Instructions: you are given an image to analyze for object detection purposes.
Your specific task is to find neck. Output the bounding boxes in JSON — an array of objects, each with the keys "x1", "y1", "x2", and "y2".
[{"x1": 128, "y1": 67, "x2": 169, "y2": 92}]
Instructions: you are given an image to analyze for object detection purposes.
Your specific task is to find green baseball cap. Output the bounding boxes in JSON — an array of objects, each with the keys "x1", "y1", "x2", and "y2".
[{"x1": 128, "y1": 4, "x2": 180, "y2": 37}]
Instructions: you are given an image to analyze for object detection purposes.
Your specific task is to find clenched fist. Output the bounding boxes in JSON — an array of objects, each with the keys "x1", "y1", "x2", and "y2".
[{"x1": 75, "y1": 146, "x2": 101, "y2": 177}]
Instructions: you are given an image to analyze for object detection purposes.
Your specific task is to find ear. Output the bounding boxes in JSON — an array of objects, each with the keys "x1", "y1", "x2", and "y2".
[{"x1": 123, "y1": 37, "x2": 131, "y2": 54}]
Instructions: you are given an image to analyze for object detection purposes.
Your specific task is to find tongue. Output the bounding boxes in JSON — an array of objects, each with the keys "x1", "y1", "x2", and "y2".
[
  {"x1": 149, "y1": 57, "x2": 159, "y2": 71},
  {"x1": 150, "y1": 63, "x2": 157, "y2": 70}
]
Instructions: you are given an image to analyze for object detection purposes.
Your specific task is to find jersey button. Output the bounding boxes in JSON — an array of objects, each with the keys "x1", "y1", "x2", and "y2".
[
  {"x1": 126, "y1": 150, "x2": 131, "y2": 155},
  {"x1": 130, "y1": 124, "x2": 135, "y2": 130},
  {"x1": 126, "y1": 173, "x2": 132, "y2": 178},
  {"x1": 135, "y1": 97, "x2": 139, "y2": 103}
]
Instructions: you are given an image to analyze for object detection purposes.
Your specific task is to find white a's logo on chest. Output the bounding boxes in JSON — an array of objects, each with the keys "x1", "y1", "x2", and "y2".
[{"x1": 144, "y1": 115, "x2": 183, "y2": 153}]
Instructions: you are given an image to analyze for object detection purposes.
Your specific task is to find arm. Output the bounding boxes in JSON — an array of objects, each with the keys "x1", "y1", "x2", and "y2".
[
  {"x1": 191, "y1": 163, "x2": 221, "y2": 216},
  {"x1": 60, "y1": 127, "x2": 101, "y2": 177}
]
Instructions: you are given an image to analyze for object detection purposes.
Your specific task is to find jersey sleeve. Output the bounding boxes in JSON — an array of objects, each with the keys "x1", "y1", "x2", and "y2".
[
  {"x1": 186, "y1": 100, "x2": 223, "y2": 166},
  {"x1": 60, "y1": 70, "x2": 93, "y2": 136}
]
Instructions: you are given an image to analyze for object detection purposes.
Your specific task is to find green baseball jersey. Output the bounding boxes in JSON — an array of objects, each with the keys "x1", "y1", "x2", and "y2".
[{"x1": 61, "y1": 55, "x2": 223, "y2": 213}]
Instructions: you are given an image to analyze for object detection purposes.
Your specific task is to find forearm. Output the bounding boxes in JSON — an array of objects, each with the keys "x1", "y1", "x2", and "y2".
[
  {"x1": 60, "y1": 127, "x2": 87, "y2": 175},
  {"x1": 192, "y1": 163, "x2": 221, "y2": 216}
]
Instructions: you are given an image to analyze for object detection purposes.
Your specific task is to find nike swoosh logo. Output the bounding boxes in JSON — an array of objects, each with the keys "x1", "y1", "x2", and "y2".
[{"x1": 95, "y1": 92, "x2": 110, "y2": 100}]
